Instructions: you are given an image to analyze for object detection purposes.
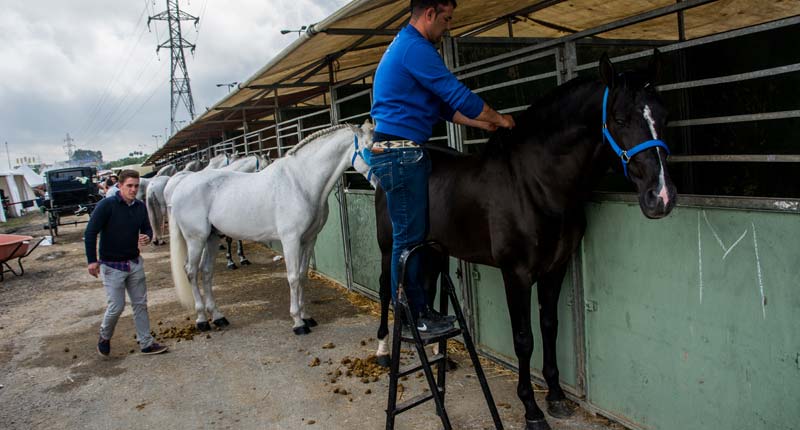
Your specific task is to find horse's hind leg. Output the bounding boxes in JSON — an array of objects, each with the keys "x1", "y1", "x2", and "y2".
[
  {"x1": 185, "y1": 239, "x2": 210, "y2": 331},
  {"x1": 225, "y1": 236, "x2": 237, "y2": 270},
  {"x1": 283, "y1": 239, "x2": 309, "y2": 335},
  {"x1": 502, "y1": 267, "x2": 549, "y2": 430},
  {"x1": 537, "y1": 263, "x2": 573, "y2": 418},
  {"x1": 375, "y1": 250, "x2": 392, "y2": 367},
  {"x1": 201, "y1": 235, "x2": 228, "y2": 328},
  {"x1": 237, "y1": 240, "x2": 251, "y2": 265},
  {"x1": 298, "y1": 242, "x2": 316, "y2": 328}
]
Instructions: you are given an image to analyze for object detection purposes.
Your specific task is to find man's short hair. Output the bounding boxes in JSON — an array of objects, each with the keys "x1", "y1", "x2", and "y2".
[
  {"x1": 410, "y1": 0, "x2": 456, "y2": 16},
  {"x1": 118, "y1": 169, "x2": 139, "y2": 185}
]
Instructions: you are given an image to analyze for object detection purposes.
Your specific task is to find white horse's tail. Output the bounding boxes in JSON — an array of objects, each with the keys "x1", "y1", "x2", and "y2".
[{"x1": 169, "y1": 212, "x2": 195, "y2": 309}]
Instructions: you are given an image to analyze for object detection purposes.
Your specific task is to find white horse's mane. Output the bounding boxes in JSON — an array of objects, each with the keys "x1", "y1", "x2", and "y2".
[{"x1": 285, "y1": 124, "x2": 351, "y2": 156}]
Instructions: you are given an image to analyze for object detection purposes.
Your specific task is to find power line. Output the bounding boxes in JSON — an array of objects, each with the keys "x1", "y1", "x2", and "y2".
[
  {"x1": 75, "y1": 4, "x2": 149, "y2": 140},
  {"x1": 84, "y1": 59, "x2": 169, "y2": 147}
]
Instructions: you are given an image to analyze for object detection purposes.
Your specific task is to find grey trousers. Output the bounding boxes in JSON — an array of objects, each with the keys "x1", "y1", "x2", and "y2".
[{"x1": 99, "y1": 258, "x2": 154, "y2": 349}]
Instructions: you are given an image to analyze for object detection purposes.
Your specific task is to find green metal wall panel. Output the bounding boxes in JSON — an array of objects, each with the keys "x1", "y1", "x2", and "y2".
[
  {"x1": 473, "y1": 264, "x2": 578, "y2": 389},
  {"x1": 346, "y1": 192, "x2": 382, "y2": 294},
  {"x1": 582, "y1": 202, "x2": 800, "y2": 430},
  {"x1": 312, "y1": 192, "x2": 347, "y2": 285}
]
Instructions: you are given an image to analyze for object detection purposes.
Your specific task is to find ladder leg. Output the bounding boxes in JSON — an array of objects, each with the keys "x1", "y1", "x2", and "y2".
[
  {"x1": 407, "y1": 302, "x2": 452, "y2": 430},
  {"x1": 385, "y1": 304, "x2": 404, "y2": 430},
  {"x1": 444, "y1": 274, "x2": 504, "y2": 430}
]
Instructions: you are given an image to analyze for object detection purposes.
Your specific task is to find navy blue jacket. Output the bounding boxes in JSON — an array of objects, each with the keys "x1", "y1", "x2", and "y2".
[
  {"x1": 84, "y1": 194, "x2": 152, "y2": 263},
  {"x1": 371, "y1": 25, "x2": 484, "y2": 143}
]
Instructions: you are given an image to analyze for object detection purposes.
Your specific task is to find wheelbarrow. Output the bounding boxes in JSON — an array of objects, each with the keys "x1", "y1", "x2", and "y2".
[{"x1": 0, "y1": 234, "x2": 45, "y2": 282}]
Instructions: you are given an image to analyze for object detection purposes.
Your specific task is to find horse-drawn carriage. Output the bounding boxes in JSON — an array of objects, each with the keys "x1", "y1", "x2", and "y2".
[{"x1": 41, "y1": 166, "x2": 101, "y2": 242}]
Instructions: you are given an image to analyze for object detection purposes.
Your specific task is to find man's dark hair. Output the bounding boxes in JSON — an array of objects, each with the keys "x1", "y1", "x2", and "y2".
[
  {"x1": 105, "y1": 178, "x2": 114, "y2": 187},
  {"x1": 118, "y1": 169, "x2": 139, "y2": 185},
  {"x1": 410, "y1": 0, "x2": 456, "y2": 16}
]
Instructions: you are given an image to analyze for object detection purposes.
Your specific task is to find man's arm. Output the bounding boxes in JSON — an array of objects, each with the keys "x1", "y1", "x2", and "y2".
[
  {"x1": 84, "y1": 201, "x2": 109, "y2": 277},
  {"x1": 452, "y1": 111, "x2": 499, "y2": 132},
  {"x1": 408, "y1": 43, "x2": 513, "y2": 130},
  {"x1": 473, "y1": 104, "x2": 515, "y2": 129},
  {"x1": 84, "y1": 202, "x2": 109, "y2": 264},
  {"x1": 140, "y1": 207, "x2": 153, "y2": 240}
]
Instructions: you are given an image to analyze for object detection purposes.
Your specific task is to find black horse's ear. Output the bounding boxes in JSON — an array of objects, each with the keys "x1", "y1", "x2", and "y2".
[
  {"x1": 647, "y1": 49, "x2": 662, "y2": 85},
  {"x1": 599, "y1": 53, "x2": 615, "y2": 88}
]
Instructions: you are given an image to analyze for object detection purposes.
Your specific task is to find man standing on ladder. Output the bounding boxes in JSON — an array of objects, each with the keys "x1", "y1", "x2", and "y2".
[{"x1": 370, "y1": 0, "x2": 514, "y2": 334}]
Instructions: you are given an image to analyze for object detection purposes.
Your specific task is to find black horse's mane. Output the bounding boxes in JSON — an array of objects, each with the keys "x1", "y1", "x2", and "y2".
[{"x1": 478, "y1": 76, "x2": 598, "y2": 158}]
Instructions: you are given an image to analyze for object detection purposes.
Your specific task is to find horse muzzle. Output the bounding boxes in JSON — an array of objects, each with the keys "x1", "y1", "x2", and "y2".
[{"x1": 639, "y1": 183, "x2": 677, "y2": 219}]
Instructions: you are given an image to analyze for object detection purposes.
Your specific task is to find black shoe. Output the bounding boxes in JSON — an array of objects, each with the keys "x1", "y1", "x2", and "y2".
[
  {"x1": 416, "y1": 308, "x2": 455, "y2": 336},
  {"x1": 97, "y1": 336, "x2": 110, "y2": 357},
  {"x1": 428, "y1": 308, "x2": 457, "y2": 324},
  {"x1": 140, "y1": 342, "x2": 168, "y2": 355}
]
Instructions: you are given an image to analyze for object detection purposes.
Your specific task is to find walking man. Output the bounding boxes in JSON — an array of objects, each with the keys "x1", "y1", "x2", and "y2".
[
  {"x1": 370, "y1": 0, "x2": 515, "y2": 334},
  {"x1": 85, "y1": 169, "x2": 167, "y2": 356}
]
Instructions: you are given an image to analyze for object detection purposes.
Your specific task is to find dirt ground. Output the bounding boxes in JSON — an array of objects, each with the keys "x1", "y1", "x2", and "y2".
[{"x1": 0, "y1": 212, "x2": 621, "y2": 430}]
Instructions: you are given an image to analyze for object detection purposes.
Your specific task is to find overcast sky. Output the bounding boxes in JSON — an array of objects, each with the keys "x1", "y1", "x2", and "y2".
[{"x1": 0, "y1": 0, "x2": 349, "y2": 166}]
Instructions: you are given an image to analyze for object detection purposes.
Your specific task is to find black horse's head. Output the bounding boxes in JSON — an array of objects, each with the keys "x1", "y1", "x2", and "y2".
[{"x1": 599, "y1": 51, "x2": 677, "y2": 219}]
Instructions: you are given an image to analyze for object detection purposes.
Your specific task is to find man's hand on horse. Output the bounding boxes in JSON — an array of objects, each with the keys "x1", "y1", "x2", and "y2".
[
  {"x1": 138, "y1": 234, "x2": 151, "y2": 246},
  {"x1": 88, "y1": 262, "x2": 100, "y2": 278},
  {"x1": 499, "y1": 114, "x2": 515, "y2": 129}
]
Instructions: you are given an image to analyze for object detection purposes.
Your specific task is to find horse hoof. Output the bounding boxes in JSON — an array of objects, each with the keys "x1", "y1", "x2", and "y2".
[
  {"x1": 226, "y1": 263, "x2": 238, "y2": 270},
  {"x1": 376, "y1": 354, "x2": 391, "y2": 368},
  {"x1": 526, "y1": 418, "x2": 552, "y2": 430},
  {"x1": 240, "y1": 259, "x2": 251, "y2": 266},
  {"x1": 547, "y1": 400, "x2": 574, "y2": 419},
  {"x1": 197, "y1": 321, "x2": 212, "y2": 332},
  {"x1": 213, "y1": 317, "x2": 230, "y2": 327},
  {"x1": 293, "y1": 326, "x2": 311, "y2": 335},
  {"x1": 303, "y1": 318, "x2": 318, "y2": 328}
]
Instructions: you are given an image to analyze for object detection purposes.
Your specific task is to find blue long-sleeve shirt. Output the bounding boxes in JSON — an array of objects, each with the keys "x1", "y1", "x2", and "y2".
[
  {"x1": 84, "y1": 193, "x2": 152, "y2": 263},
  {"x1": 371, "y1": 25, "x2": 484, "y2": 143}
]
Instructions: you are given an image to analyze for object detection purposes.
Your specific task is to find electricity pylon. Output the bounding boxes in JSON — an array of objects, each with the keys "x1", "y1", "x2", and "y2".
[{"x1": 148, "y1": 0, "x2": 199, "y2": 136}]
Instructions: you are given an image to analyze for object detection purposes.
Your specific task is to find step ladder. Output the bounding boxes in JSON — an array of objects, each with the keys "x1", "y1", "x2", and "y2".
[{"x1": 385, "y1": 241, "x2": 503, "y2": 430}]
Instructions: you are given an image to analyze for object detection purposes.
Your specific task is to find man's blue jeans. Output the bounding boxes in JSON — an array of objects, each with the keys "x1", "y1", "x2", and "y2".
[{"x1": 369, "y1": 146, "x2": 430, "y2": 316}]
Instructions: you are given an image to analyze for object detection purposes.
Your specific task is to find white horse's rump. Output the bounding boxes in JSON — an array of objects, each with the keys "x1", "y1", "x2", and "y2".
[{"x1": 169, "y1": 121, "x2": 374, "y2": 333}]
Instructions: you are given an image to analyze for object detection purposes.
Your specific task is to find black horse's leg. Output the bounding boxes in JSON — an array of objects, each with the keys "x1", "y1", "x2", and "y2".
[
  {"x1": 376, "y1": 251, "x2": 392, "y2": 368},
  {"x1": 537, "y1": 263, "x2": 574, "y2": 418},
  {"x1": 225, "y1": 236, "x2": 237, "y2": 270},
  {"x1": 237, "y1": 240, "x2": 251, "y2": 265},
  {"x1": 503, "y1": 268, "x2": 550, "y2": 430}
]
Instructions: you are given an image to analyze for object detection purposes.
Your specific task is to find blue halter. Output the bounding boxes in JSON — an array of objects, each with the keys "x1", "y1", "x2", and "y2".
[
  {"x1": 351, "y1": 134, "x2": 373, "y2": 182},
  {"x1": 602, "y1": 87, "x2": 670, "y2": 178}
]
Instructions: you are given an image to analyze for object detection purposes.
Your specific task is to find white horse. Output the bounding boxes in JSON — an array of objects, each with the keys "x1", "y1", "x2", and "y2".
[
  {"x1": 169, "y1": 121, "x2": 374, "y2": 333},
  {"x1": 148, "y1": 156, "x2": 233, "y2": 246},
  {"x1": 214, "y1": 154, "x2": 270, "y2": 268},
  {"x1": 136, "y1": 164, "x2": 177, "y2": 201},
  {"x1": 163, "y1": 154, "x2": 229, "y2": 208}
]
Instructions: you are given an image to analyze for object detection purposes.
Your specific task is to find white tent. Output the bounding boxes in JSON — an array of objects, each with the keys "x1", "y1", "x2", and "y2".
[
  {"x1": 13, "y1": 165, "x2": 44, "y2": 188},
  {"x1": 0, "y1": 170, "x2": 39, "y2": 221}
]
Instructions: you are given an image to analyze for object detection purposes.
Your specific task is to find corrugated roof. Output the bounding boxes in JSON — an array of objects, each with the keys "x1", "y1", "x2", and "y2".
[{"x1": 147, "y1": 0, "x2": 800, "y2": 164}]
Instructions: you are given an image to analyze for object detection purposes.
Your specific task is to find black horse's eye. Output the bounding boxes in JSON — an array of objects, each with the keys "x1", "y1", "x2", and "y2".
[{"x1": 614, "y1": 118, "x2": 625, "y2": 126}]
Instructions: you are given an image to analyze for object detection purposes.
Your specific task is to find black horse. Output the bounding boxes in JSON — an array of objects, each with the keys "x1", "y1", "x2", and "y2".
[{"x1": 373, "y1": 52, "x2": 676, "y2": 430}]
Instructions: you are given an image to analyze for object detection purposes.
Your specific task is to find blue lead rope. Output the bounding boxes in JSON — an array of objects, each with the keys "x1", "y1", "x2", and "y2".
[{"x1": 602, "y1": 87, "x2": 670, "y2": 178}]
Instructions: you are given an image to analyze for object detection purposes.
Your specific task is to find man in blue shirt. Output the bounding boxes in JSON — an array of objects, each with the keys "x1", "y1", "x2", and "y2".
[
  {"x1": 85, "y1": 169, "x2": 167, "y2": 356},
  {"x1": 370, "y1": 0, "x2": 514, "y2": 334}
]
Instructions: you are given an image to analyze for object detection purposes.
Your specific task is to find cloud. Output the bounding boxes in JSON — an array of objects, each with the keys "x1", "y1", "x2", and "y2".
[{"x1": 0, "y1": 0, "x2": 349, "y2": 165}]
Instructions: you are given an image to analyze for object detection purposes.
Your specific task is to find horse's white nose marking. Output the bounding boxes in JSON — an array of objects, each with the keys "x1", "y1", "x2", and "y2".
[{"x1": 644, "y1": 105, "x2": 669, "y2": 208}]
